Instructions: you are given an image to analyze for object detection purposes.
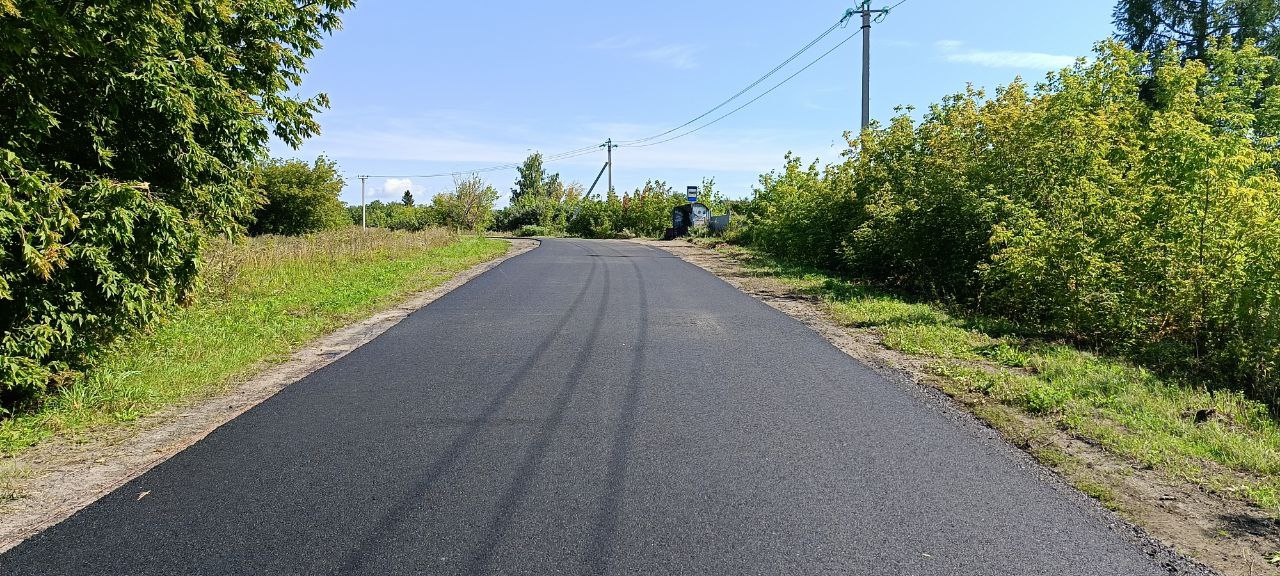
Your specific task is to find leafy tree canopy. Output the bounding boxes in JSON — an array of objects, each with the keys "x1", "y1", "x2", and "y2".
[
  {"x1": 1114, "y1": 0, "x2": 1280, "y2": 59},
  {"x1": 249, "y1": 157, "x2": 349, "y2": 236},
  {"x1": 511, "y1": 152, "x2": 561, "y2": 203},
  {"x1": 0, "y1": 0, "x2": 354, "y2": 232},
  {"x1": 0, "y1": 1, "x2": 352, "y2": 406}
]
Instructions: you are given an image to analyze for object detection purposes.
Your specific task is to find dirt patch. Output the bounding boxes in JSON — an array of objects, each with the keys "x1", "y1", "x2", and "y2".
[
  {"x1": 638, "y1": 238, "x2": 1278, "y2": 576},
  {"x1": 0, "y1": 238, "x2": 538, "y2": 553}
]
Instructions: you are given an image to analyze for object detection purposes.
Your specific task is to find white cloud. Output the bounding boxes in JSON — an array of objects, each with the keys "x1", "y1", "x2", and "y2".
[
  {"x1": 935, "y1": 39, "x2": 965, "y2": 51},
  {"x1": 638, "y1": 44, "x2": 698, "y2": 69},
  {"x1": 936, "y1": 40, "x2": 1076, "y2": 70},
  {"x1": 377, "y1": 177, "x2": 425, "y2": 201},
  {"x1": 594, "y1": 36, "x2": 698, "y2": 69}
]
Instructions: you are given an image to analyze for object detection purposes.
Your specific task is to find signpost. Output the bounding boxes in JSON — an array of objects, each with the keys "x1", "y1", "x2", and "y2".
[{"x1": 686, "y1": 185, "x2": 699, "y2": 203}]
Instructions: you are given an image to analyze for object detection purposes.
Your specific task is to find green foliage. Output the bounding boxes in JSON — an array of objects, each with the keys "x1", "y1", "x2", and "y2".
[
  {"x1": 494, "y1": 179, "x2": 585, "y2": 233},
  {"x1": 402, "y1": 190, "x2": 415, "y2": 207},
  {"x1": 745, "y1": 40, "x2": 1280, "y2": 409},
  {"x1": 1114, "y1": 0, "x2": 1280, "y2": 59},
  {"x1": 249, "y1": 156, "x2": 348, "y2": 236},
  {"x1": 0, "y1": 230, "x2": 507, "y2": 453},
  {"x1": 0, "y1": 152, "x2": 199, "y2": 410},
  {"x1": 565, "y1": 196, "x2": 617, "y2": 238},
  {"x1": 359, "y1": 176, "x2": 500, "y2": 232},
  {"x1": 728, "y1": 246, "x2": 1280, "y2": 512},
  {"x1": 433, "y1": 175, "x2": 500, "y2": 231},
  {"x1": 510, "y1": 152, "x2": 560, "y2": 204},
  {"x1": 384, "y1": 203, "x2": 436, "y2": 232},
  {"x1": 514, "y1": 225, "x2": 555, "y2": 237},
  {"x1": 615, "y1": 180, "x2": 687, "y2": 237},
  {"x1": 0, "y1": 1, "x2": 352, "y2": 410}
]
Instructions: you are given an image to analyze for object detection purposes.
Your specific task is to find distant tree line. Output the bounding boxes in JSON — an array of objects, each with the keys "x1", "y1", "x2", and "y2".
[
  {"x1": 356, "y1": 175, "x2": 499, "y2": 232},
  {"x1": 491, "y1": 152, "x2": 726, "y2": 238}
]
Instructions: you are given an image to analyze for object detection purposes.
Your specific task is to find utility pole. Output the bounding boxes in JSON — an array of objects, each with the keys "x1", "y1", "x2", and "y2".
[
  {"x1": 602, "y1": 139, "x2": 618, "y2": 195},
  {"x1": 858, "y1": 2, "x2": 890, "y2": 131},
  {"x1": 359, "y1": 175, "x2": 368, "y2": 228}
]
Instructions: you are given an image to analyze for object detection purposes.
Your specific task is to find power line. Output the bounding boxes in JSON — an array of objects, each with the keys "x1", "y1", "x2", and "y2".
[
  {"x1": 360, "y1": 3, "x2": 909, "y2": 179},
  {"x1": 614, "y1": 9, "x2": 856, "y2": 146},
  {"x1": 621, "y1": 27, "x2": 866, "y2": 149}
]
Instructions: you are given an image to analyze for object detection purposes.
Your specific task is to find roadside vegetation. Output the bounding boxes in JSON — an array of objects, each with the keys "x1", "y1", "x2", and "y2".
[
  {"x1": 1, "y1": 1, "x2": 357, "y2": 415},
  {"x1": 0, "y1": 2, "x2": 514, "y2": 456},
  {"x1": 0, "y1": 229, "x2": 506, "y2": 454},
  {"x1": 703, "y1": 244, "x2": 1280, "y2": 514},
  {"x1": 355, "y1": 174, "x2": 500, "y2": 232},
  {"x1": 681, "y1": 2, "x2": 1280, "y2": 525},
  {"x1": 488, "y1": 152, "x2": 734, "y2": 239},
  {"x1": 735, "y1": 39, "x2": 1280, "y2": 416}
]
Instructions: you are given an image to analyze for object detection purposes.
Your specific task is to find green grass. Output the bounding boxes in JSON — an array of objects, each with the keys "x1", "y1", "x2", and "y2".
[
  {"x1": 716, "y1": 244, "x2": 1280, "y2": 514},
  {"x1": 0, "y1": 228, "x2": 508, "y2": 455}
]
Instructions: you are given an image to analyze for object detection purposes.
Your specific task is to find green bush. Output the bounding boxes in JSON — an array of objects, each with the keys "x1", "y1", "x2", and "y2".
[
  {"x1": 0, "y1": 153, "x2": 198, "y2": 410},
  {"x1": 433, "y1": 175, "x2": 499, "y2": 231},
  {"x1": 384, "y1": 204, "x2": 436, "y2": 232},
  {"x1": 514, "y1": 224, "x2": 554, "y2": 237},
  {"x1": 249, "y1": 157, "x2": 349, "y2": 236},
  {"x1": 494, "y1": 195, "x2": 569, "y2": 232},
  {"x1": 745, "y1": 40, "x2": 1280, "y2": 409},
  {"x1": 0, "y1": 1, "x2": 352, "y2": 412},
  {"x1": 566, "y1": 196, "x2": 619, "y2": 238}
]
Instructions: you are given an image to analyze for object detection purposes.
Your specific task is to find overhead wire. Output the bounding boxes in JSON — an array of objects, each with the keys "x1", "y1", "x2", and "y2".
[
  {"x1": 613, "y1": 9, "x2": 856, "y2": 146},
  {"x1": 363, "y1": 3, "x2": 906, "y2": 178},
  {"x1": 621, "y1": 26, "x2": 866, "y2": 148}
]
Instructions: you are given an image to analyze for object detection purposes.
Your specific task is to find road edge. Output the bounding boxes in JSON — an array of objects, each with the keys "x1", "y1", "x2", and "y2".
[
  {"x1": 0, "y1": 238, "x2": 540, "y2": 553},
  {"x1": 635, "y1": 238, "x2": 1227, "y2": 576}
]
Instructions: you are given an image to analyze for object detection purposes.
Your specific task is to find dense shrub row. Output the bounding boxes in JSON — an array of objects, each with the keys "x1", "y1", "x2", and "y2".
[
  {"x1": 249, "y1": 157, "x2": 350, "y2": 236},
  {"x1": 0, "y1": 1, "x2": 352, "y2": 412},
  {"x1": 357, "y1": 175, "x2": 499, "y2": 232},
  {"x1": 745, "y1": 41, "x2": 1280, "y2": 407},
  {"x1": 495, "y1": 179, "x2": 727, "y2": 239}
]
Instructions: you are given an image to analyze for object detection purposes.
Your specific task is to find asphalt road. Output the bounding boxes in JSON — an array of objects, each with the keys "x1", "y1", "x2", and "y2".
[{"x1": 1, "y1": 239, "x2": 1181, "y2": 575}]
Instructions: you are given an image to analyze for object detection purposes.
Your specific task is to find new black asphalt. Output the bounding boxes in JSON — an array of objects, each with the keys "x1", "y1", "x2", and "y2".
[{"x1": 1, "y1": 239, "x2": 1181, "y2": 575}]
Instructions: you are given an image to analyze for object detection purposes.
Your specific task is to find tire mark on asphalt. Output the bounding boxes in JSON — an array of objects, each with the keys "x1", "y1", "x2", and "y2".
[
  {"x1": 462, "y1": 255, "x2": 614, "y2": 574},
  {"x1": 335, "y1": 255, "x2": 601, "y2": 573},
  {"x1": 586, "y1": 252, "x2": 649, "y2": 576}
]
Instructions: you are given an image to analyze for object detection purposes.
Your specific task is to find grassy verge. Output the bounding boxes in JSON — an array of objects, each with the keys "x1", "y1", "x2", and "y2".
[
  {"x1": 0, "y1": 228, "x2": 508, "y2": 455},
  {"x1": 702, "y1": 241, "x2": 1280, "y2": 515}
]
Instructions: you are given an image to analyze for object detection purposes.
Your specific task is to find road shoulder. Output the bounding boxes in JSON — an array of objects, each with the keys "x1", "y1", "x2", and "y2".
[{"x1": 637, "y1": 238, "x2": 1275, "y2": 576}]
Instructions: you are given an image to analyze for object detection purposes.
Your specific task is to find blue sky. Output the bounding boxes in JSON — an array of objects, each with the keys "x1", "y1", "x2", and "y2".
[{"x1": 270, "y1": 1, "x2": 1117, "y2": 206}]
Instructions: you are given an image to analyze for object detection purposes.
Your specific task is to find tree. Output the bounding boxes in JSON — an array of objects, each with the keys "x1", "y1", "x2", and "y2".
[
  {"x1": 1114, "y1": 0, "x2": 1280, "y2": 59},
  {"x1": 510, "y1": 152, "x2": 562, "y2": 203},
  {"x1": 437, "y1": 175, "x2": 500, "y2": 231},
  {"x1": 0, "y1": 1, "x2": 352, "y2": 406},
  {"x1": 249, "y1": 157, "x2": 349, "y2": 236},
  {"x1": 402, "y1": 190, "x2": 415, "y2": 207}
]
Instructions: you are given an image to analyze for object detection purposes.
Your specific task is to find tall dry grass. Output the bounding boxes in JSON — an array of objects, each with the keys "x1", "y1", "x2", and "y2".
[{"x1": 201, "y1": 226, "x2": 459, "y2": 299}]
